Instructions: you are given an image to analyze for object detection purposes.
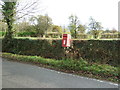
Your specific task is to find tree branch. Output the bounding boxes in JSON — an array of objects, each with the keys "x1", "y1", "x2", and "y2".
[{"x1": 16, "y1": 0, "x2": 38, "y2": 13}]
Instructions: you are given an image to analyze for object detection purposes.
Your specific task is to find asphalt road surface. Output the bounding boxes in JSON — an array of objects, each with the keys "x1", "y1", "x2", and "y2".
[{"x1": 2, "y1": 58, "x2": 118, "y2": 88}]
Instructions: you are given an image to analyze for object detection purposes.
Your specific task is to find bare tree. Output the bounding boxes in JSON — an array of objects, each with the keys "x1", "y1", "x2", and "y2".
[
  {"x1": 16, "y1": 0, "x2": 45, "y2": 20},
  {"x1": 0, "y1": 0, "x2": 45, "y2": 21}
]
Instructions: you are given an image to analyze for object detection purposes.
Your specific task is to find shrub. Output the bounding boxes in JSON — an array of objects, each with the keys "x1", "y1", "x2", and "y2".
[
  {"x1": 17, "y1": 31, "x2": 37, "y2": 37},
  {"x1": 101, "y1": 33, "x2": 120, "y2": 39},
  {"x1": 2, "y1": 38, "x2": 119, "y2": 66},
  {"x1": 2, "y1": 38, "x2": 65, "y2": 60},
  {"x1": 73, "y1": 40, "x2": 119, "y2": 66}
]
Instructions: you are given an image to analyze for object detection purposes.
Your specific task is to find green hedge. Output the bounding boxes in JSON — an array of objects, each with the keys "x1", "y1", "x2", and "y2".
[
  {"x1": 2, "y1": 38, "x2": 65, "y2": 60},
  {"x1": 2, "y1": 38, "x2": 119, "y2": 66},
  {"x1": 73, "y1": 40, "x2": 119, "y2": 66},
  {"x1": 17, "y1": 31, "x2": 37, "y2": 37},
  {"x1": 101, "y1": 33, "x2": 120, "y2": 39}
]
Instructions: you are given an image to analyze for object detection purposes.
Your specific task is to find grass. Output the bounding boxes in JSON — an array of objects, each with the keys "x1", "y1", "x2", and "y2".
[{"x1": 1, "y1": 52, "x2": 119, "y2": 83}]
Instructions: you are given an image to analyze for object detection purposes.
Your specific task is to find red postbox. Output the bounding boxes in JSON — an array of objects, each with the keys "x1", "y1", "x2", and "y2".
[{"x1": 62, "y1": 34, "x2": 71, "y2": 47}]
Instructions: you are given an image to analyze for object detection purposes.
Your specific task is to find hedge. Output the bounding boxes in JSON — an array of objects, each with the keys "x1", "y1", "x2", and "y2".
[
  {"x1": 101, "y1": 33, "x2": 120, "y2": 39},
  {"x1": 2, "y1": 38, "x2": 65, "y2": 60},
  {"x1": 2, "y1": 38, "x2": 119, "y2": 66},
  {"x1": 17, "y1": 31, "x2": 37, "y2": 37},
  {"x1": 73, "y1": 40, "x2": 119, "y2": 66}
]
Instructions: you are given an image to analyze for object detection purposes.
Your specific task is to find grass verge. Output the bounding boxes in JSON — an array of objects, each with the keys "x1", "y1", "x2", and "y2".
[{"x1": 1, "y1": 52, "x2": 119, "y2": 83}]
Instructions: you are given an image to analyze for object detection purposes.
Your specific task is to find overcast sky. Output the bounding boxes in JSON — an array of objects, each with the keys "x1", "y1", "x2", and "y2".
[
  {"x1": 1, "y1": 0, "x2": 119, "y2": 30},
  {"x1": 39, "y1": 0, "x2": 119, "y2": 30}
]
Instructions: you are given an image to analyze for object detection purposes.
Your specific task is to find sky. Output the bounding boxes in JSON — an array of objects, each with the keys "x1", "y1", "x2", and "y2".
[
  {"x1": 0, "y1": 0, "x2": 119, "y2": 30},
  {"x1": 39, "y1": 0, "x2": 119, "y2": 30}
]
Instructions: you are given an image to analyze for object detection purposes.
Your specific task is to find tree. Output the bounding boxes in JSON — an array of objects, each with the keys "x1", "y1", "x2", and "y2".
[
  {"x1": 16, "y1": 0, "x2": 42, "y2": 20},
  {"x1": 15, "y1": 19, "x2": 31, "y2": 32},
  {"x1": 52, "y1": 25, "x2": 62, "y2": 33},
  {"x1": 88, "y1": 17, "x2": 103, "y2": 39},
  {"x1": 68, "y1": 15, "x2": 80, "y2": 38},
  {"x1": 103, "y1": 28, "x2": 111, "y2": 33},
  {"x1": 14, "y1": 21, "x2": 36, "y2": 37},
  {"x1": 1, "y1": 1, "x2": 16, "y2": 39},
  {"x1": 77, "y1": 24, "x2": 86, "y2": 34},
  {"x1": 111, "y1": 28, "x2": 118, "y2": 33},
  {"x1": 30, "y1": 15, "x2": 53, "y2": 37}
]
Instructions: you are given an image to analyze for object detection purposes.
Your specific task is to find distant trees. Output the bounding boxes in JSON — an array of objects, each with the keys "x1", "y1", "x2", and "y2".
[
  {"x1": 0, "y1": 0, "x2": 117, "y2": 40},
  {"x1": 68, "y1": 15, "x2": 87, "y2": 38},
  {"x1": 103, "y1": 29, "x2": 111, "y2": 33},
  {"x1": 68, "y1": 15, "x2": 79, "y2": 38},
  {"x1": 111, "y1": 28, "x2": 118, "y2": 33},
  {"x1": 52, "y1": 25, "x2": 62, "y2": 33},
  {"x1": 103, "y1": 28, "x2": 118, "y2": 34},
  {"x1": 12, "y1": 15, "x2": 64, "y2": 37},
  {"x1": 16, "y1": 21, "x2": 30, "y2": 32},
  {"x1": 77, "y1": 24, "x2": 86, "y2": 33},
  {"x1": 29, "y1": 15, "x2": 53, "y2": 37},
  {"x1": 88, "y1": 17, "x2": 103, "y2": 39}
]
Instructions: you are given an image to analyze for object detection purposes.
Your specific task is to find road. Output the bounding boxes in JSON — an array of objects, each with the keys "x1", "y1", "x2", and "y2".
[{"x1": 2, "y1": 58, "x2": 118, "y2": 88}]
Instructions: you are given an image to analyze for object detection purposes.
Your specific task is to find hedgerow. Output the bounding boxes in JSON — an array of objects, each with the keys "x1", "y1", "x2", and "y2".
[{"x1": 2, "y1": 38, "x2": 119, "y2": 66}]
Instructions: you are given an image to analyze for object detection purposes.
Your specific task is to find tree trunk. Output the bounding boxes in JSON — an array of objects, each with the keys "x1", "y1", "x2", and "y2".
[{"x1": 5, "y1": 21, "x2": 13, "y2": 39}]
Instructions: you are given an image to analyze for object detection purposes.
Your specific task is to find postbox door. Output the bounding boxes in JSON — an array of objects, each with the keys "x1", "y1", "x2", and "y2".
[
  {"x1": 62, "y1": 34, "x2": 71, "y2": 47},
  {"x1": 62, "y1": 38, "x2": 67, "y2": 47},
  {"x1": 62, "y1": 34, "x2": 67, "y2": 47},
  {"x1": 66, "y1": 34, "x2": 71, "y2": 47}
]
